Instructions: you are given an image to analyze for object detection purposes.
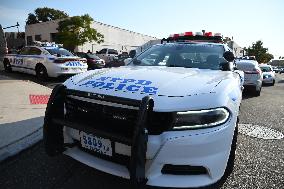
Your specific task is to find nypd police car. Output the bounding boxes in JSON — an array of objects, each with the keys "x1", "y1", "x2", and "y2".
[
  {"x1": 3, "y1": 42, "x2": 88, "y2": 80},
  {"x1": 43, "y1": 32, "x2": 243, "y2": 188}
]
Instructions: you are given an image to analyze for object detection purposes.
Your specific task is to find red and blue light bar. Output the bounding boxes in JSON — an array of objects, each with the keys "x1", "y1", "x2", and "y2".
[{"x1": 163, "y1": 31, "x2": 223, "y2": 43}]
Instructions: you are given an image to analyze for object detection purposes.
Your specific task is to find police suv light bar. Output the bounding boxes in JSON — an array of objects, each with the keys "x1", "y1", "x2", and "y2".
[{"x1": 163, "y1": 31, "x2": 223, "y2": 43}]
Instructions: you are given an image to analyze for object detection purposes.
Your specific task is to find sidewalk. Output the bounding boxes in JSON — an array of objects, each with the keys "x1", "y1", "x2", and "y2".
[{"x1": 0, "y1": 74, "x2": 51, "y2": 161}]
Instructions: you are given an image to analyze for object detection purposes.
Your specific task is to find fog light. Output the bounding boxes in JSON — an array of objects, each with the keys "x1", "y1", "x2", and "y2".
[{"x1": 161, "y1": 164, "x2": 207, "y2": 175}]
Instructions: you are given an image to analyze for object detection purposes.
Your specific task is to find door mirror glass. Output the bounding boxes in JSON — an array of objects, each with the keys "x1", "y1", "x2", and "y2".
[{"x1": 223, "y1": 51, "x2": 235, "y2": 62}]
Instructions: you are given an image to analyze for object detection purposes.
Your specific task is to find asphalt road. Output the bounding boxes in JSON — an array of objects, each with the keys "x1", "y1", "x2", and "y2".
[{"x1": 0, "y1": 69, "x2": 284, "y2": 189}]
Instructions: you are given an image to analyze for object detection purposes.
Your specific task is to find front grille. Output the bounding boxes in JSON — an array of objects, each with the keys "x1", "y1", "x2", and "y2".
[{"x1": 65, "y1": 93, "x2": 174, "y2": 137}]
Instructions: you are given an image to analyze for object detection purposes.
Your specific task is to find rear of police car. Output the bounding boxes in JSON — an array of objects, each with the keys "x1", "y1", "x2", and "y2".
[{"x1": 43, "y1": 31, "x2": 242, "y2": 188}]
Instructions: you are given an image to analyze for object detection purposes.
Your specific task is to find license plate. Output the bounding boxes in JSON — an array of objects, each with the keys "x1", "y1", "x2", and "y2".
[{"x1": 80, "y1": 131, "x2": 112, "y2": 156}]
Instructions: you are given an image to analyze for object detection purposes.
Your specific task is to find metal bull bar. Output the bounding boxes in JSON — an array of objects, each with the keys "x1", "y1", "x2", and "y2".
[
  {"x1": 43, "y1": 85, "x2": 154, "y2": 189},
  {"x1": 130, "y1": 96, "x2": 154, "y2": 189}
]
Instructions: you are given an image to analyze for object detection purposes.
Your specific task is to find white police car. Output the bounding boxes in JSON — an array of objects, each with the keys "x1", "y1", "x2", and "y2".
[
  {"x1": 43, "y1": 32, "x2": 243, "y2": 188},
  {"x1": 3, "y1": 42, "x2": 88, "y2": 80}
]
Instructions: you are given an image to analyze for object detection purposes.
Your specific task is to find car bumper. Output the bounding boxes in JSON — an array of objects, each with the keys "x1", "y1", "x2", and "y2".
[
  {"x1": 48, "y1": 65, "x2": 88, "y2": 77},
  {"x1": 63, "y1": 117, "x2": 236, "y2": 188},
  {"x1": 262, "y1": 77, "x2": 274, "y2": 84}
]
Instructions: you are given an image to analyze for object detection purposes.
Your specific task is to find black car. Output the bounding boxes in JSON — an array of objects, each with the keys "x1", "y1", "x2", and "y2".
[{"x1": 76, "y1": 52, "x2": 105, "y2": 69}]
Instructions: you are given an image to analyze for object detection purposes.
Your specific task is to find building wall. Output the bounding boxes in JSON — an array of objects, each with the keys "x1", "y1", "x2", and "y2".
[
  {"x1": 25, "y1": 19, "x2": 157, "y2": 53},
  {"x1": 25, "y1": 20, "x2": 59, "y2": 44},
  {"x1": 5, "y1": 32, "x2": 25, "y2": 49},
  {"x1": 227, "y1": 41, "x2": 243, "y2": 58}
]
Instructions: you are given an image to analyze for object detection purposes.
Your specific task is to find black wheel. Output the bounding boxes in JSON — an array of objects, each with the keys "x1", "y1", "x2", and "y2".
[
  {"x1": 3, "y1": 59, "x2": 12, "y2": 72},
  {"x1": 36, "y1": 64, "x2": 48, "y2": 81},
  {"x1": 224, "y1": 125, "x2": 238, "y2": 176},
  {"x1": 271, "y1": 80, "x2": 275, "y2": 86},
  {"x1": 253, "y1": 86, "x2": 261, "y2": 96}
]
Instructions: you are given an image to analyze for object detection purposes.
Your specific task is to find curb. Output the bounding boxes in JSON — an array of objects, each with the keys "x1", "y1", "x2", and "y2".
[{"x1": 0, "y1": 127, "x2": 43, "y2": 162}]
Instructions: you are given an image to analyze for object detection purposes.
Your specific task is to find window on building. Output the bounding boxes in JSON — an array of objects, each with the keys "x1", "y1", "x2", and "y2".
[
  {"x1": 35, "y1": 35, "x2": 41, "y2": 41},
  {"x1": 27, "y1": 36, "x2": 33, "y2": 46},
  {"x1": 50, "y1": 33, "x2": 58, "y2": 43}
]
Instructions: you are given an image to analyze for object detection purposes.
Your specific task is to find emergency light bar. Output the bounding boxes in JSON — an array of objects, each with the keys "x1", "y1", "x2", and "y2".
[
  {"x1": 162, "y1": 31, "x2": 223, "y2": 43},
  {"x1": 33, "y1": 41, "x2": 63, "y2": 48}
]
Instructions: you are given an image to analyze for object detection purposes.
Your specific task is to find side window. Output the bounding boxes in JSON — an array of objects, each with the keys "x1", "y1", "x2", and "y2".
[
  {"x1": 98, "y1": 49, "x2": 107, "y2": 54},
  {"x1": 29, "y1": 47, "x2": 42, "y2": 55},
  {"x1": 19, "y1": 47, "x2": 30, "y2": 55}
]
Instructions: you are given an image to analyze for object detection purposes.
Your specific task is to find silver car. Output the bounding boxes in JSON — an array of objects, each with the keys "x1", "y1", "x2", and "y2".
[
  {"x1": 236, "y1": 60, "x2": 263, "y2": 96},
  {"x1": 259, "y1": 64, "x2": 275, "y2": 86}
]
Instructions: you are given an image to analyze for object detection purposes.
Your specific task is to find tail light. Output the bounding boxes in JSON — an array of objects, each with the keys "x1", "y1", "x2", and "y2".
[
  {"x1": 53, "y1": 59, "x2": 65, "y2": 64},
  {"x1": 244, "y1": 69, "x2": 261, "y2": 74}
]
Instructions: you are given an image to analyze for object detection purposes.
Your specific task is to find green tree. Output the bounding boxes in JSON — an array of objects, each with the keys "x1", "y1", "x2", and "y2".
[
  {"x1": 56, "y1": 14, "x2": 104, "y2": 52},
  {"x1": 246, "y1": 40, "x2": 274, "y2": 63},
  {"x1": 26, "y1": 7, "x2": 68, "y2": 25}
]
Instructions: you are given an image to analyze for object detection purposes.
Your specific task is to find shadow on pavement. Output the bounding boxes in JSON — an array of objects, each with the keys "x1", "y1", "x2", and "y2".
[{"x1": 0, "y1": 117, "x2": 44, "y2": 161}]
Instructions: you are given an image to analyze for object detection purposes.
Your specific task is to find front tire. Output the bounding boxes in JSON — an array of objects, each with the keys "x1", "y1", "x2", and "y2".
[
  {"x1": 3, "y1": 59, "x2": 12, "y2": 72},
  {"x1": 254, "y1": 86, "x2": 261, "y2": 96},
  {"x1": 36, "y1": 64, "x2": 48, "y2": 81},
  {"x1": 271, "y1": 79, "x2": 275, "y2": 86},
  {"x1": 224, "y1": 125, "x2": 238, "y2": 177}
]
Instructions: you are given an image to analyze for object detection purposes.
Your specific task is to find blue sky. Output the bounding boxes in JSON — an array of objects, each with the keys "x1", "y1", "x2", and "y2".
[{"x1": 0, "y1": 0, "x2": 283, "y2": 57}]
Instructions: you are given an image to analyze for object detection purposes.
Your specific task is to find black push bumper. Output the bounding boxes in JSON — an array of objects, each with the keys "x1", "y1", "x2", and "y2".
[{"x1": 43, "y1": 85, "x2": 154, "y2": 189}]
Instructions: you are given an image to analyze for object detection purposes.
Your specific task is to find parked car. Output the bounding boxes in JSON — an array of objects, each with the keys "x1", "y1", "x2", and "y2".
[
  {"x1": 279, "y1": 67, "x2": 284, "y2": 74},
  {"x1": 44, "y1": 31, "x2": 243, "y2": 188},
  {"x1": 259, "y1": 64, "x2": 275, "y2": 85},
  {"x1": 96, "y1": 48, "x2": 118, "y2": 65},
  {"x1": 76, "y1": 52, "x2": 105, "y2": 69},
  {"x1": 272, "y1": 66, "x2": 280, "y2": 73},
  {"x1": 236, "y1": 60, "x2": 262, "y2": 96},
  {"x1": 3, "y1": 42, "x2": 88, "y2": 81},
  {"x1": 106, "y1": 52, "x2": 130, "y2": 67}
]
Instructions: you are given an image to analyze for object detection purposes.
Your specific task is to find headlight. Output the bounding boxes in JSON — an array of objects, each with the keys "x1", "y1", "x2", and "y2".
[{"x1": 173, "y1": 108, "x2": 230, "y2": 130}]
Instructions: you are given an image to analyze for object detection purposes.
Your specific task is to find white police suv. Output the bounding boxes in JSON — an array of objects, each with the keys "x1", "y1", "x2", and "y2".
[
  {"x1": 3, "y1": 42, "x2": 88, "y2": 80},
  {"x1": 43, "y1": 32, "x2": 243, "y2": 188}
]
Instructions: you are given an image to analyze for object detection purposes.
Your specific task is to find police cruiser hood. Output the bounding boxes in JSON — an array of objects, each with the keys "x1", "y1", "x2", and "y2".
[{"x1": 64, "y1": 66, "x2": 235, "y2": 111}]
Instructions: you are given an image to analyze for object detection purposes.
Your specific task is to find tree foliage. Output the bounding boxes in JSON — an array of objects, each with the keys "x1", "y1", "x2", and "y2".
[
  {"x1": 246, "y1": 40, "x2": 274, "y2": 63},
  {"x1": 26, "y1": 7, "x2": 68, "y2": 25},
  {"x1": 56, "y1": 14, "x2": 104, "y2": 51}
]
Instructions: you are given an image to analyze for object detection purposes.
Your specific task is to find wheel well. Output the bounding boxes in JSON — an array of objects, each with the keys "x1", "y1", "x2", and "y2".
[
  {"x1": 35, "y1": 63, "x2": 45, "y2": 71},
  {"x1": 3, "y1": 58, "x2": 9, "y2": 63}
]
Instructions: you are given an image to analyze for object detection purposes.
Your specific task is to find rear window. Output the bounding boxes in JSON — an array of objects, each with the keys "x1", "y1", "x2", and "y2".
[
  {"x1": 86, "y1": 53, "x2": 100, "y2": 60},
  {"x1": 260, "y1": 66, "x2": 272, "y2": 72},
  {"x1": 108, "y1": 49, "x2": 118, "y2": 55},
  {"x1": 236, "y1": 61, "x2": 257, "y2": 71},
  {"x1": 45, "y1": 48, "x2": 74, "y2": 56}
]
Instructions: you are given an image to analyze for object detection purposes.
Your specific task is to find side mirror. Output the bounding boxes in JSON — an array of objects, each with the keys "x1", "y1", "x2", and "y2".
[
  {"x1": 223, "y1": 51, "x2": 235, "y2": 62},
  {"x1": 129, "y1": 50, "x2": 136, "y2": 58}
]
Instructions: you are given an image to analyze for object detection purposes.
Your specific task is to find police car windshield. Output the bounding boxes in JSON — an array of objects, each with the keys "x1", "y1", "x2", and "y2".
[
  {"x1": 131, "y1": 43, "x2": 226, "y2": 70},
  {"x1": 45, "y1": 48, "x2": 74, "y2": 56}
]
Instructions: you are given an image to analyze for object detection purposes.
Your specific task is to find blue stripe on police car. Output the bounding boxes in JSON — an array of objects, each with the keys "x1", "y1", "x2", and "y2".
[{"x1": 65, "y1": 61, "x2": 83, "y2": 67}]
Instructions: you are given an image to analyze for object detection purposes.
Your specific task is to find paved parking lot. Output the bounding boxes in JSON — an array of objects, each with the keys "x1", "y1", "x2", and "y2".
[{"x1": 0, "y1": 69, "x2": 284, "y2": 189}]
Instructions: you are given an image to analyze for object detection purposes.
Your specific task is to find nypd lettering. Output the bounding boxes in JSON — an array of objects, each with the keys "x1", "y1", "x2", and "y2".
[
  {"x1": 65, "y1": 61, "x2": 83, "y2": 67},
  {"x1": 80, "y1": 77, "x2": 158, "y2": 95}
]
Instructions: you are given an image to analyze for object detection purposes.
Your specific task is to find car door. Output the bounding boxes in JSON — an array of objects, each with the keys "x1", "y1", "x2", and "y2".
[
  {"x1": 25, "y1": 47, "x2": 43, "y2": 74},
  {"x1": 12, "y1": 47, "x2": 29, "y2": 73}
]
